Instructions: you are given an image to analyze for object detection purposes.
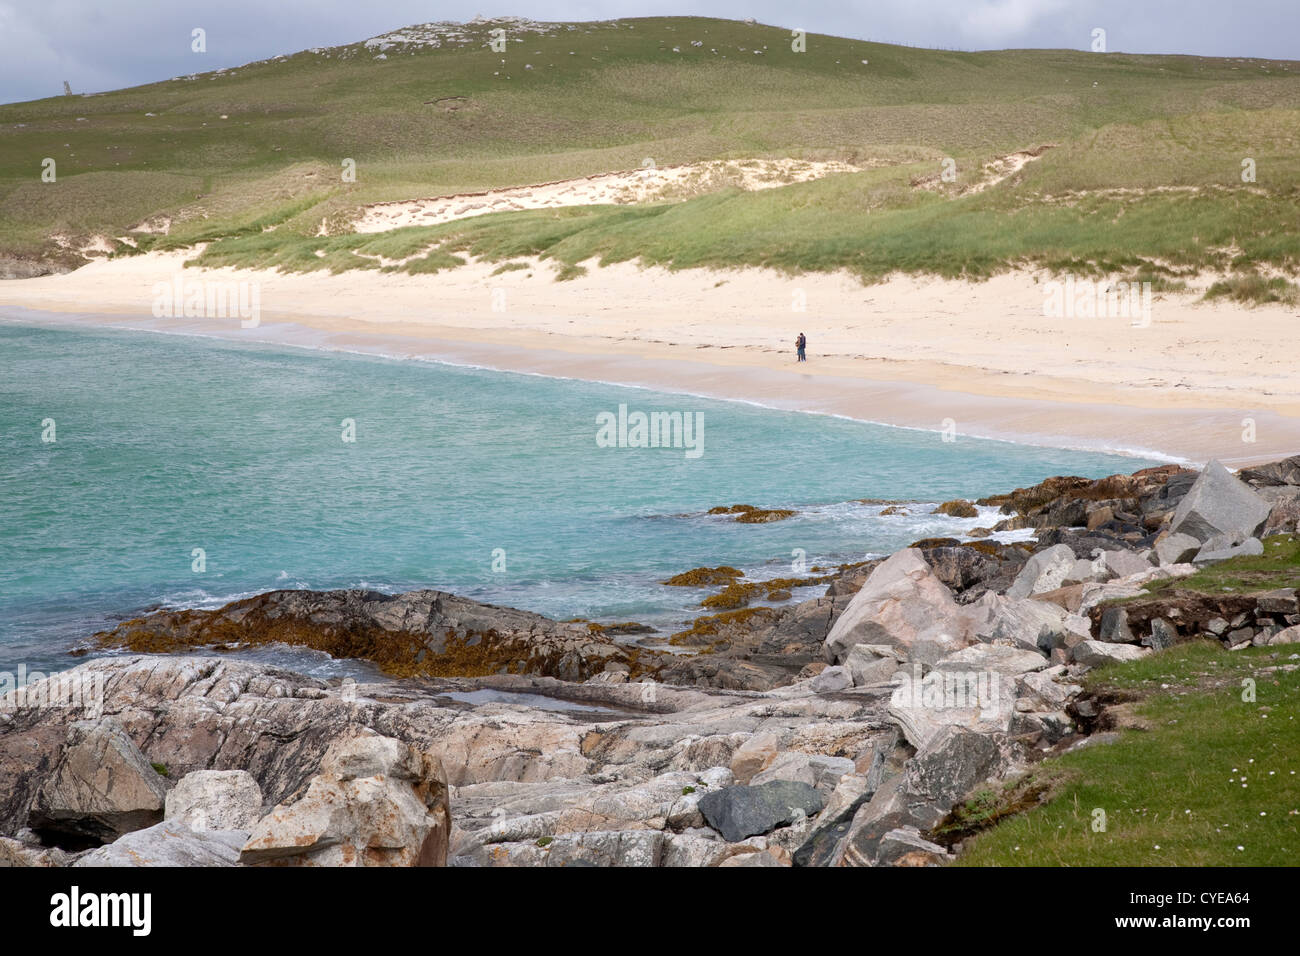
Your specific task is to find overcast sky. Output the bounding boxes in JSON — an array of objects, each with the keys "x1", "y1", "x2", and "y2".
[{"x1": 1, "y1": 0, "x2": 1296, "y2": 105}]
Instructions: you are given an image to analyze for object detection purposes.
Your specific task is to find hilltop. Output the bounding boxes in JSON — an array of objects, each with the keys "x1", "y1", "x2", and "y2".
[{"x1": 2, "y1": 15, "x2": 1299, "y2": 298}]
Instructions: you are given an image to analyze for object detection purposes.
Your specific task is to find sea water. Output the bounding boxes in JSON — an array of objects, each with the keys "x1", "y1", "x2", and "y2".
[{"x1": 0, "y1": 321, "x2": 1159, "y2": 673}]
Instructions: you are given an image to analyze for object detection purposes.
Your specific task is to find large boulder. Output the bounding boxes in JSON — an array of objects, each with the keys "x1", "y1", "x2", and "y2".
[
  {"x1": 903, "y1": 726, "x2": 1015, "y2": 829},
  {"x1": 73, "y1": 820, "x2": 247, "y2": 867},
  {"x1": 1007, "y1": 544, "x2": 1078, "y2": 598},
  {"x1": 1071, "y1": 641, "x2": 1149, "y2": 667},
  {"x1": 29, "y1": 720, "x2": 167, "y2": 846},
  {"x1": 844, "y1": 644, "x2": 901, "y2": 686},
  {"x1": 931, "y1": 644, "x2": 1049, "y2": 678},
  {"x1": 1239, "y1": 455, "x2": 1300, "y2": 488},
  {"x1": 824, "y1": 549, "x2": 972, "y2": 665},
  {"x1": 966, "y1": 592, "x2": 1088, "y2": 654},
  {"x1": 697, "y1": 780, "x2": 824, "y2": 843},
  {"x1": 887, "y1": 666, "x2": 1017, "y2": 749},
  {"x1": 1194, "y1": 534, "x2": 1263, "y2": 564},
  {"x1": 1170, "y1": 460, "x2": 1271, "y2": 543},
  {"x1": 1154, "y1": 532, "x2": 1201, "y2": 566},
  {"x1": 164, "y1": 770, "x2": 264, "y2": 832},
  {"x1": 240, "y1": 731, "x2": 451, "y2": 867}
]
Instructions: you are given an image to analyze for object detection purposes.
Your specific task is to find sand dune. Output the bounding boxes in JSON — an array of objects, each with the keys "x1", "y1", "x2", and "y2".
[{"x1": 352, "y1": 158, "x2": 859, "y2": 233}]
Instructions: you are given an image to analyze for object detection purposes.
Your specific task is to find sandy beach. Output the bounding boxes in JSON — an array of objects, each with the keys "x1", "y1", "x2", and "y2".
[{"x1": 3, "y1": 249, "x2": 1298, "y2": 466}]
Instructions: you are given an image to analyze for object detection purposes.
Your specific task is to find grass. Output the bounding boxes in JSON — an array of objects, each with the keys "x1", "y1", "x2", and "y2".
[
  {"x1": 4, "y1": 15, "x2": 1300, "y2": 284},
  {"x1": 952, "y1": 642, "x2": 1300, "y2": 865},
  {"x1": 1141, "y1": 533, "x2": 1300, "y2": 598},
  {"x1": 1204, "y1": 273, "x2": 1300, "y2": 306}
]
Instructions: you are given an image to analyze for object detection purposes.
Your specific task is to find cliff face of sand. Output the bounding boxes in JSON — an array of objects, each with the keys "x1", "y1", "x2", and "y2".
[{"x1": 2, "y1": 456, "x2": 1298, "y2": 867}]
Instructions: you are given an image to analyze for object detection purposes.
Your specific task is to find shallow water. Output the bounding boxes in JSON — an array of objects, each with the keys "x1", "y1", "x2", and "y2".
[{"x1": 0, "y1": 320, "x2": 1158, "y2": 671}]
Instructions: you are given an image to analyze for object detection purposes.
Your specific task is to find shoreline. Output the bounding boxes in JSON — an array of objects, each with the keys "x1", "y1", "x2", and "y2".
[
  {"x1": 3, "y1": 302, "x2": 1293, "y2": 467},
  {"x1": 2, "y1": 252, "x2": 1299, "y2": 465}
]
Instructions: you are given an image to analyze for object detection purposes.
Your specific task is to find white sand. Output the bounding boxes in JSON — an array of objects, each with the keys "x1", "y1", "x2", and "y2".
[
  {"x1": 2, "y1": 249, "x2": 1298, "y2": 466},
  {"x1": 352, "y1": 158, "x2": 860, "y2": 233}
]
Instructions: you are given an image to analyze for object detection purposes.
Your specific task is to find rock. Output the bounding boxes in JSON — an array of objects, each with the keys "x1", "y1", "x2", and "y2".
[
  {"x1": 1016, "y1": 670, "x2": 1081, "y2": 711},
  {"x1": 1258, "y1": 625, "x2": 1300, "y2": 645},
  {"x1": 811, "y1": 666, "x2": 853, "y2": 694},
  {"x1": 718, "y1": 848, "x2": 786, "y2": 867},
  {"x1": 833, "y1": 775, "x2": 911, "y2": 866},
  {"x1": 1098, "y1": 605, "x2": 1136, "y2": 643},
  {"x1": 729, "y1": 732, "x2": 779, "y2": 785},
  {"x1": 1154, "y1": 532, "x2": 1201, "y2": 566},
  {"x1": 1239, "y1": 454, "x2": 1300, "y2": 487},
  {"x1": 931, "y1": 644, "x2": 1049, "y2": 677},
  {"x1": 904, "y1": 726, "x2": 1015, "y2": 829},
  {"x1": 824, "y1": 549, "x2": 973, "y2": 665},
  {"x1": 875, "y1": 826, "x2": 949, "y2": 866},
  {"x1": 844, "y1": 644, "x2": 900, "y2": 686},
  {"x1": 661, "y1": 830, "x2": 734, "y2": 867},
  {"x1": 240, "y1": 731, "x2": 451, "y2": 867},
  {"x1": 1071, "y1": 641, "x2": 1149, "y2": 667},
  {"x1": 1063, "y1": 556, "x2": 1108, "y2": 585},
  {"x1": 0, "y1": 836, "x2": 77, "y2": 867},
  {"x1": 1087, "y1": 506, "x2": 1115, "y2": 531},
  {"x1": 1262, "y1": 494, "x2": 1300, "y2": 536},
  {"x1": 541, "y1": 830, "x2": 664, "y2": 867},
  {"x1": 95, "y1": 587, "x2": 637, "y2": 683},
  {"x1": 887, "y1": 666, "x2": 1017, "y2": 749},
  {"x1": 1257, "y1": 588, "x2": 1299, "y2": 615},
  {"x1": 933, "y1": 499, "x2": 978, "y2": 518},
  {"x1": 697, "y1": 781, "x2": 824, "y2": 843},
  {"x1": 164, "y1": 770, "x2": 264, "y2": 832},
  {"x1": 967, "y1": 592, "x2": 1087, "y2": 654},
  {"x1": 1194, "y1": 535, "x2": 1263, "y2": 563},
  {"x1": 1147, "y1": 618, "x2": 1178, "y2": 651},
  {"x1": 750, "y1": 751, "x2": 855, "y2": 793},
  {"x1": 1100, "y1": 549, "x2": 1151, "y2": 578},
  {"x1": 73, "y1": 820, "x2": 248, "y2": 867},
  {"x1": 29, "y1": 720, "x2": 167, "y2": 846},
  {"x1": 1010, "y1": 710, "x2": 1074, "y2": 745},
  {"x1": 1006, "y1": 544, "x2": 1079, "y2": 599},
  {"x1": 1170, "y1": 460, "x2": 1271, "y2": 543},
  {"x1": 789, "y1": 772, "x2": 877, "y2": 867}
]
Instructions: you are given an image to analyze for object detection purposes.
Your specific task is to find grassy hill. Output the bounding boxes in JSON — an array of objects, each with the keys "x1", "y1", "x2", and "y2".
[{"x1": 4, "y1": 16, "x2": 1300, "y2": 292}]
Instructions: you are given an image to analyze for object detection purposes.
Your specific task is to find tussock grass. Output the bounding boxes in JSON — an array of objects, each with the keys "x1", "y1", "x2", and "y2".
[{"x1": 1204, "y1": 273, "x2": 1300, "y2": 306}]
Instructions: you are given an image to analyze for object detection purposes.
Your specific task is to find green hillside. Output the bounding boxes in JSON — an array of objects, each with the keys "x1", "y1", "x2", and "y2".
[{"x1": 4, "y1": 16, "x2": 1299, "y2": 290}]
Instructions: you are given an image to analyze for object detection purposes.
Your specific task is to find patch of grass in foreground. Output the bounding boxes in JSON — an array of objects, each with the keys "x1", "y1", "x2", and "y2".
[{"x1": 953, "y1": 642, "x2": 1300, "y2": 865}]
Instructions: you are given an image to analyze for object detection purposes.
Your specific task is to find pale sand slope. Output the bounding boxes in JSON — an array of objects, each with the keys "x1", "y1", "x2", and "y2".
[
  {"x1": 353, "y1": 158, "x2": 861, "y2": 233},
  {"x1": 2, "y1": 250, "x2": 1298, "y2": 466}
]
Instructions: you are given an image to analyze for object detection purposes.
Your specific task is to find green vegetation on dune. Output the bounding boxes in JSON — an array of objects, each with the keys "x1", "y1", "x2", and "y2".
[
  {"x1": 5, "y1": 16, "x2": 1300, "y2": 294},
  {"x1": 952, "y1": 642, "x2": 1300, "y2": 866}
]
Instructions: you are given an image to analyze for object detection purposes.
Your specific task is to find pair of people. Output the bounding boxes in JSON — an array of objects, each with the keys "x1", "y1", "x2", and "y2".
[{"x1": 795, "y1": 332, "x2": 807, "y2": 362}]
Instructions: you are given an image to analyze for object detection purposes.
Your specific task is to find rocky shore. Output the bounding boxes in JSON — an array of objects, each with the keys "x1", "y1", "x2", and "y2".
[{"x1": 2, "y1": 456, "x2": 1298, "y2": 867}]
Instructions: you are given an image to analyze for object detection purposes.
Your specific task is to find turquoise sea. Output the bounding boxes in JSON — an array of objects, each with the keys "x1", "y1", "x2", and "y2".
[{"x1": 0, "y1": 319, "x2": 1160, "y2": 673}]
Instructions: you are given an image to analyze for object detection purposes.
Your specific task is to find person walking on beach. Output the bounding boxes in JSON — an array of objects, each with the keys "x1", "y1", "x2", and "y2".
[{"x1": 796, "y1": 332, "x2": 807, "y2": 363}]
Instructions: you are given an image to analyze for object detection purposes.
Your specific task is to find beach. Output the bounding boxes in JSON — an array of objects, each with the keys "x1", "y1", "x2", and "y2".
[{"x1": 2, "y1": 249, "x2": 1297, "y2": 465}]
